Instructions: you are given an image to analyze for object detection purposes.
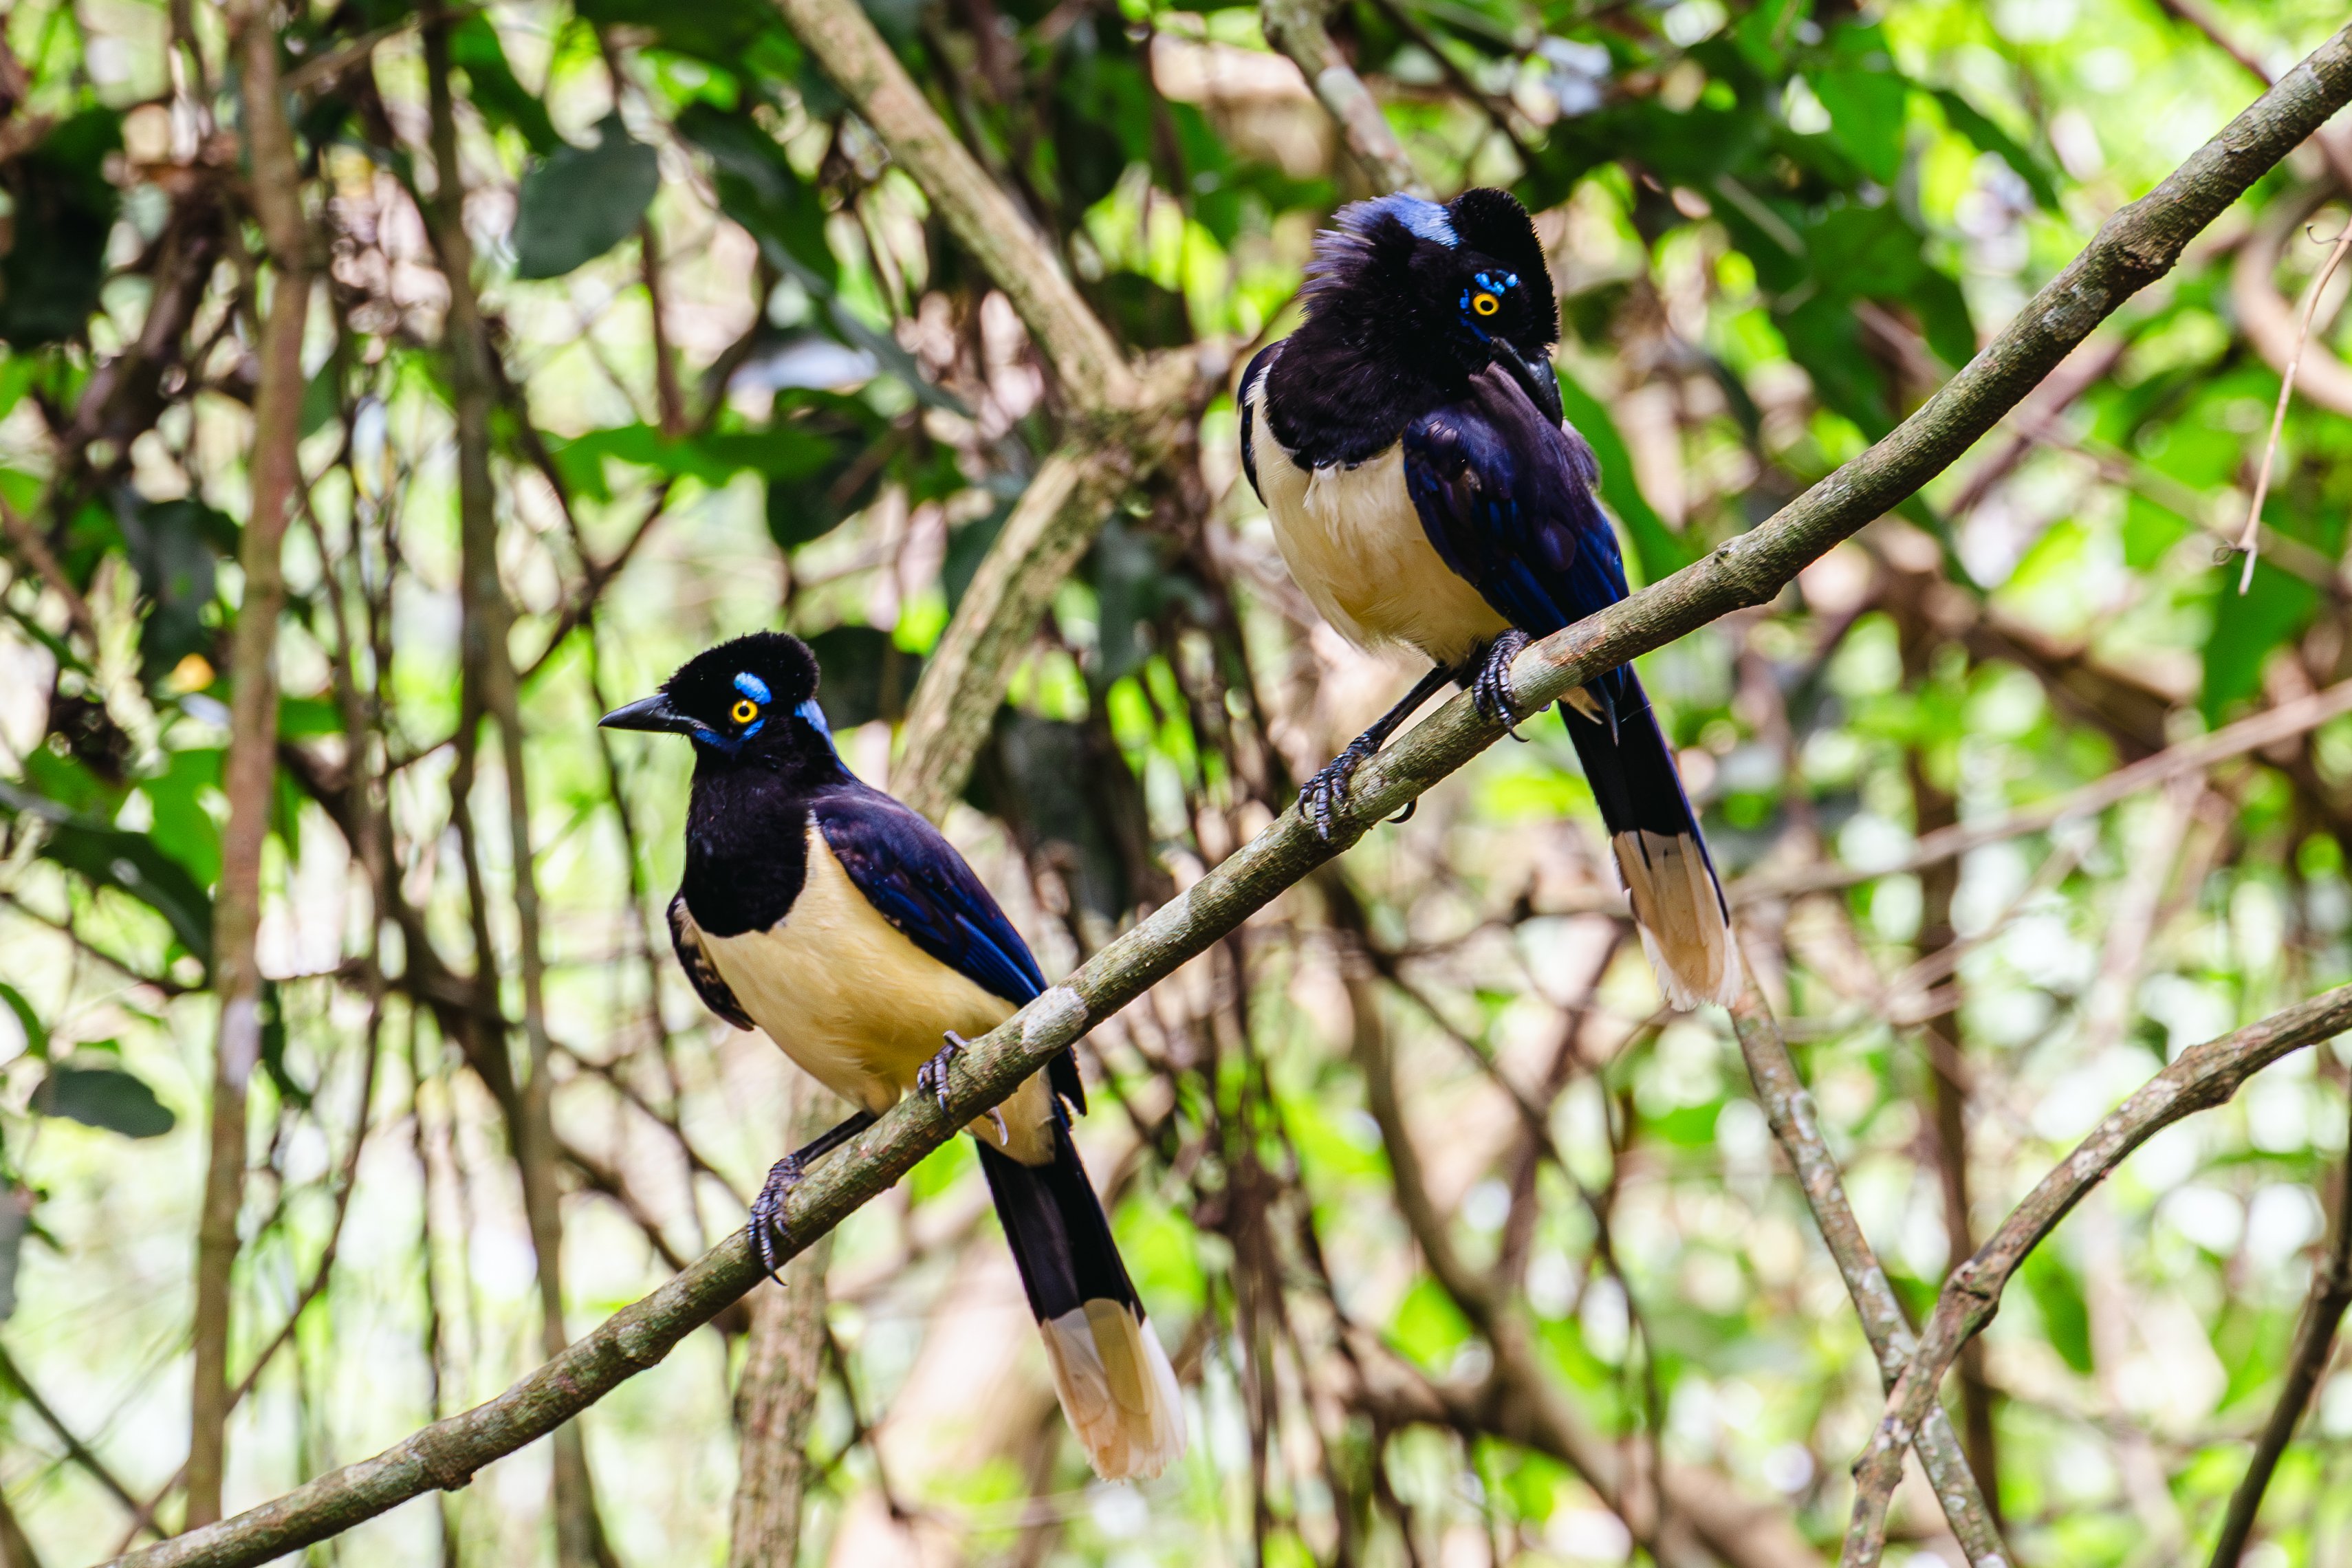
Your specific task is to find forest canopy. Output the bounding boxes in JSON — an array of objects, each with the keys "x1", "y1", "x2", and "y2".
[{"x1": 0, "y1": 0, "x2": 2351, "y2": 1566}]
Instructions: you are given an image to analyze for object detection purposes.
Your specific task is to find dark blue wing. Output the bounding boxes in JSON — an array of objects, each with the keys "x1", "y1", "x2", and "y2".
[
  {"x1": 1402, "y1": 363, "x2": 1628, "y2": 645},
  {"x1": 814, "y1": 786, "x2": 1047, "y2": 1006}
]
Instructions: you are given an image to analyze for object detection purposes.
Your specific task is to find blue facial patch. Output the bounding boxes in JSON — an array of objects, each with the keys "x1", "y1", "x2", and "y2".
[
  {"x1": 1359, "y1": 193, "x2": 1457, "y2": 246},
  {"x1": 733, "y1": 671, "x2": 772, "y2": 704},
  {"x1": 796, "y1": 698, "x2": 834, "y2": 743}
]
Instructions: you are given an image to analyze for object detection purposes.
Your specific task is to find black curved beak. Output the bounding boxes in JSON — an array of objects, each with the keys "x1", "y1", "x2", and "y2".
[{"x1": 599, "y1": 693, "x2": 693, "y2": 734}]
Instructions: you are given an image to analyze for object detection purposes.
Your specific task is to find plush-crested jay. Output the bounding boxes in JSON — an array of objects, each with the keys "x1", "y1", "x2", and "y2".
[
  {"x1": 602, "y1": 633, "x2": 1184, "y2": 1479},
  {"x1": 1239, "y1": 188, "x2": 1736, "y2": 1009}
]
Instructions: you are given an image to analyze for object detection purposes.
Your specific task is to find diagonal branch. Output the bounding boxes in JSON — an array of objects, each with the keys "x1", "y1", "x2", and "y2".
[
  {"x1": 1260, "y1": 0, "x2": 1424, "y2": 193},
  {"x1": 769, "y1": 0, "x2": 1133, "y2": 413},
  {"x1": 770, "y1": 0, "x2": 1208, "y2": 815},
  {"x1": 893, "y1": 352, "x2": 1202, "y2": 819},
  {"x1": 1728, "y1": 974, "x2": 2009, "y2": 1568},
  {"x1": 100, "y1": 25, "x2": 2352, "y2": 1568},
  {"x1": 1840, "y1": 981, "x2": 2352, "y2": 1567}
]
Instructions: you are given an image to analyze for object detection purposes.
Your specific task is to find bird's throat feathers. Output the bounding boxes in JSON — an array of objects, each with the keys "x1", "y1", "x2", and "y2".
[{"x1": 682, "y1": 766, "x2": 829, "y2": 937}]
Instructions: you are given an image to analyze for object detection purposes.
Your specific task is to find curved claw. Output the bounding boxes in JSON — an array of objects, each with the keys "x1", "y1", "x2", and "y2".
[
  {"x1": 1470, "y1": 631, "x2": 1532, "y2": 740},
  {"x1": 748, "y1": 1152, "x2": 807, "y2": 1280},
  {"x1": 1299, "y1": 736, "x2": 1380, "y2": 842},
  {"x1": 915, "y1": 1030, "x2": 970, "y2": 1114}
]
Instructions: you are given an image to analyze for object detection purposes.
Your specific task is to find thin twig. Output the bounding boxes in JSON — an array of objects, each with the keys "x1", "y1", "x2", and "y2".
[
  {"x1": 2235, "y1": 221, "x2": 2352, "y2": 589},
  {"x1": 1736, "y1": 673, "x2": 2352, "y2": 903}
]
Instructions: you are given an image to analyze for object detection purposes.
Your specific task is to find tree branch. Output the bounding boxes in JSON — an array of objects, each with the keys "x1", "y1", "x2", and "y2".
[
  {"x1": 768, "y1": 0, "x2": 1135, "y2": 413},
  {"x1": 1840, "y1": 980, "x2": 2352, "y2": 1567},
  {"x1": 2203, "y1": 1090, "x2": 2352, "y2": 1565},
  {"x1": 892, "y1": 352, "x2": 1201, "y2": 820},
  {"x1": 1728, "y1": 975, "x2": 2009, "y2": 1568},
  {"x1": 1259, "y1": 0, "x2": 1423, "y2": 193},
  {"x1": 185, "y1": 0, "x2": 314, "y2": 1528},
  {"x1": 101, "y1": 25, "x2": 2352, "y2": 1567}
]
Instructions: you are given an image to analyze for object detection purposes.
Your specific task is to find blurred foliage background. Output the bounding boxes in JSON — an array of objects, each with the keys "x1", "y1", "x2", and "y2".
[{"x1": 1, "y1": 0, "x2": 2350, "y2": 1563}]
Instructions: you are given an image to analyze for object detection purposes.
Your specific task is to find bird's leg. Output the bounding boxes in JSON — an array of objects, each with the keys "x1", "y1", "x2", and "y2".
[
  {"x1": 1299, "y1": 664, "x2": 1456, "y2": 841},
  {"x1": 1468, "y1": 631, "x2": 1532, "y2": 738},
  {"x1": 749, "y1": 1109, "x2": 878, "y2": 1278}
]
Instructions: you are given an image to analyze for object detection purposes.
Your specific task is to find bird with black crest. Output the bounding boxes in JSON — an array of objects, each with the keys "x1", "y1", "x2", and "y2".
[
  {"x1": 602, "y1": 632, "x2": 1185, "y2": 1479},
  {"x1": 1239, "y1": 188, "x2": 1737, "y2": 1009}
]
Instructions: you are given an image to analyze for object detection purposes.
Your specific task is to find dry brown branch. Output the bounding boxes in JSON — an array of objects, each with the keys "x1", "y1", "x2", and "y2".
[
  {"x1": 1728, "y1": 975, "x2": 2010, "y2": 1567},
  {"x1": 2204, "y1": 1091, "x2": 2352, "y2": 1565},
  {"x1": 1840, "y1": 981, "x2": 2352, "y2": 1567},
  {"x1": 1259, "y1": 0, "x2": 1423, "y2": 193},
  {"x1": 184, "y1": 0, "x2": 314, "y2": 1528},
  {"x1": 1736, "y1": 673, "x2": 2352, "y2": 903},
  {"x1": 1349, "y1": 970, "x2": 1819, "y2": 1567}
]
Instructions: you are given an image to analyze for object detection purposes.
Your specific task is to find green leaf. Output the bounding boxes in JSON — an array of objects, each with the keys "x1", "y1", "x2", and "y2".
[
  {"x1": 0, "y1": 983, "x2": 46, "y2": 1060},
  {"x1": 2021, "y1": 1248, "x2": 2093, "y2": 1375},
  {"x1": 1810, "y1": 66, "x2": 1907, "y2": 184},
  {"x1": 2203, "y1": 558, "x2": 2318, "y2": 726},
  {"x1": 0, "y1": 780, "x2": 215, "y2": 970},
  {"x1": 1928, "y1": 87, "x2": 2060, "y2": 212},
  {"x1": 550, "y1": 420, "x2": 836, "y2": 503},
  {"x1": 0, "y1": 109, "x2": 122, "y2": 347},
  {"x1": 0, "y1": 1189, "x2": 26, "y2": 1320},
  {"x1": 118, "y1": 497, "x2": 238, "y2": 688},
  {"x1": 32, "y1": 1062, "x2": 176, "y2": 1139},
  {"x1": 452, "y1": 14, "x2": 562, "y2": 157},
  {"x1": 1555, "y1": 362, "x2": 1690, "y2": 584},
  {"x1": 512, "y1": 116, "x2": 660, "y2": 281},
  {"x1": 140, "y1": 747, "x2": 224, "y2": 887}
]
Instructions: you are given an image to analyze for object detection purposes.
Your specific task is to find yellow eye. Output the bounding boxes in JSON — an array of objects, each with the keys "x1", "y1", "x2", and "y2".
[
  {"x1": 1472, "y1": 292, "x2": 1501, "y2": 317},
  {"x1": 730, "y1": 698, "x2": 760, "y2": 724}
]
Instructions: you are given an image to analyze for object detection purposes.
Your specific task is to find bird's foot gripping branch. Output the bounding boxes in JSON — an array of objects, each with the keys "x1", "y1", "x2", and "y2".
[{"x1": 105, "y1": 19, "x2": 2352, "y2": 1568}]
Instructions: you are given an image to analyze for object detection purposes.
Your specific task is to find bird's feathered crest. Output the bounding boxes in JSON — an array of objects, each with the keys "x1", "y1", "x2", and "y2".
[{"x1": 1297, "y1": 194, "x2": 1453, "y2": 318}]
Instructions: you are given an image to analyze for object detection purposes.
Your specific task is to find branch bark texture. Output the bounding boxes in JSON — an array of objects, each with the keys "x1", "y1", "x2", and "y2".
[
  {"x1": 1729, "y1": 976, "x2": 2009, "y2": 1568},
  {"x1": 1259, "y1": 0, "x2": 1423, "y2": 193},
  {"x1": 102, "y1": 23, "x2": 2352, "y2": 1568},
  {"x1": 184, "y1": 4, "x2": 313, "y2": 1531}
]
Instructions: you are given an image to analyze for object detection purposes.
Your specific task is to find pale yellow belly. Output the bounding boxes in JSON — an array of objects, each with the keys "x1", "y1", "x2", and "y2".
[
  {"x1": 1250, "y1": 386, "x2": 1510, "y2": 668},
  {"x1": 702, "y1": 821, "x2": 1051, "y2": 1159}
]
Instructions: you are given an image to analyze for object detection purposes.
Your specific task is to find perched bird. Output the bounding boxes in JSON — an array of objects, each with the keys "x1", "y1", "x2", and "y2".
[
  {"x1": 1239, "y1": 188, "x2": 1736, "y2": 1009},
  {"x1": 602, "y1": 633, "x2": 1184, "y2": 1479}
]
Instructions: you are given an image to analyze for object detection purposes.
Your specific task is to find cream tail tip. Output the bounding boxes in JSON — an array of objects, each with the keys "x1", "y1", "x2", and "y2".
[
  {"x1": 1040, "y1": 1299, "x2": 1187, "y2": 1481},
  {"x1": 1612, "y1": 829, "x2": 1741, "y2": 1010}
]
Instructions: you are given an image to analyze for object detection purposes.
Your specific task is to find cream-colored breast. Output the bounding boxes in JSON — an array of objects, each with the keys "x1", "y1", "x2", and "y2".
[
  {"x1": 703, "y1": 821, "x2": 1018, "y2": 1119},
  {"x1": 1249, "y1": 382, "x2": 1510, "y2": 668}
]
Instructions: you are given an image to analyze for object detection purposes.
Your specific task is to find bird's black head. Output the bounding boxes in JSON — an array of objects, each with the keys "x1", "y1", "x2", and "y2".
[
  {"x1": 1299, "y1": 188, "x2": 1558, "y2": 382},
  {"x1": 600, "y1": 631, "x2": 840, "y2": 780}
]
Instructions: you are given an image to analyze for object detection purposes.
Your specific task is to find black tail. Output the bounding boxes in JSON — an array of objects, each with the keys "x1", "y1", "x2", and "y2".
[
  {"x1": 978, "y1": 1119, "x2": 1185, "y2": 1479},
  {"x1": 1559, "y1": 669, "x2": 1739, "y2": 1009}
]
